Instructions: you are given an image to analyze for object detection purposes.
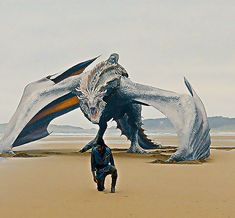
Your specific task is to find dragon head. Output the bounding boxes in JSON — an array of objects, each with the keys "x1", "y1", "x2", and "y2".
[
  {"x1": 74, "y1": 53, "x2": 128, "y2": 124},
  {"x1": 76, "y1": 90, "x2": 107, "y2": 124}
]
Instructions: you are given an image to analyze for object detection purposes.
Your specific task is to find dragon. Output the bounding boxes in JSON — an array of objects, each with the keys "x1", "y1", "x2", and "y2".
[{"x1": 0, "y1": 53, "x2": 211, "y2": 162}]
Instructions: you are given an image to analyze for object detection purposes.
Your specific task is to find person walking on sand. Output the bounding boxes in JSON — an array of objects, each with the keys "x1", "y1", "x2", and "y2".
[{"x1": 91, "y1": 138, "x2": 118, "y2": 193}]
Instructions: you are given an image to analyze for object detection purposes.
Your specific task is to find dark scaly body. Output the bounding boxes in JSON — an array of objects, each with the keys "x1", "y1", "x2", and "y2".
[{"x1": 76, "y1": 54, "x2": 160, "y2": 153}]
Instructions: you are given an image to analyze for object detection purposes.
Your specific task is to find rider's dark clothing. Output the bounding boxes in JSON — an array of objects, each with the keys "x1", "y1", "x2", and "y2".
[{"x1": 91, "y1": 146, "x2": 117, "y2": 191}]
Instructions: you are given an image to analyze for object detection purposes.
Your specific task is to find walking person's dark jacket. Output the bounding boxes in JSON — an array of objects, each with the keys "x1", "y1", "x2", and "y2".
[{"x1": 91, "y1": 146, "x2": 115, "y2": 180}]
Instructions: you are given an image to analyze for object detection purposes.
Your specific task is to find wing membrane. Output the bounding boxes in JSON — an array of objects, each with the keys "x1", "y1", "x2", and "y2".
[{"x1": 119, "y1": 77, "x2": 211, "y2": 161}]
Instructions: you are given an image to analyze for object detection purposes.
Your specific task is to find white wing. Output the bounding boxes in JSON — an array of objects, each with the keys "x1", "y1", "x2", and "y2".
[
  {"x1": 119, "y1": 77, "x2": 211, "y2": 161},
  {"x1": 0, "y1": 57, "x2": 97, "y2": 153}
]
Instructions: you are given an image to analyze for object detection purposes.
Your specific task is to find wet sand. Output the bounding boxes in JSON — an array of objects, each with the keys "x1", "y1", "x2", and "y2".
[{"x1": 0, "y1": 135, "x2": 235, "y2": 218}]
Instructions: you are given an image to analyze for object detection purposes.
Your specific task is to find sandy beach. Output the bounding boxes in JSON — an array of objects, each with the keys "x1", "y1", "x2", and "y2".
[{"x1": 0, "y1": 134, "x2": 235, "y2": 218}]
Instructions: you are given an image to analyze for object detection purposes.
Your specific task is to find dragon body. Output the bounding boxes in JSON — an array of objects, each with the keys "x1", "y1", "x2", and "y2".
[
  {"x1": 0, "y1": 53, "x2": 211, "y2": 161},
  {"x1": 76, "y1": 54, "x2": 159, "y2": 153}
]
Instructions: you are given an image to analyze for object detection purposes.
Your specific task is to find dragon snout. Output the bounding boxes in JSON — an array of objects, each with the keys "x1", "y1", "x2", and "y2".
[
  {"x1": 90, "y1": 107, "x2": 97, "y2": 115},
  {"x1": 89, "y1": 107, "x2": 100, "y2": 124}
]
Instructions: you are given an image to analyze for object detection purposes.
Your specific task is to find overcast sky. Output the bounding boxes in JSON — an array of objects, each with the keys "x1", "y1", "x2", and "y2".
[{"x1": 0, "y1": 0, "x2": 234, "y2": 128}]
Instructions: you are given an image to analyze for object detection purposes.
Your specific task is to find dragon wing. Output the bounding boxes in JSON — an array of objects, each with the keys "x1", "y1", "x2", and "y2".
[
  {"x1": 0, "y1": 57, "x2": 97, "y2": 152},
  {"x1": 119, "y1": 77, "x2": 211, "y2": 161}
]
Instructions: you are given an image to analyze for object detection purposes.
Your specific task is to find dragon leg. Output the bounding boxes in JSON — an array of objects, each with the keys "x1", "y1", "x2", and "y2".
[
  {"x1": 127, "y1": 124, "x2": 146, "y2": 153},
  {"x1": 80, "y1": 122, "x2": 107, "y2": 152},
  {"x1": 124, "y1": 104, "x2": 146, "y2": 153},
  {"x1": 116, "y1": 104, "x2": 160, "y2": 153}
]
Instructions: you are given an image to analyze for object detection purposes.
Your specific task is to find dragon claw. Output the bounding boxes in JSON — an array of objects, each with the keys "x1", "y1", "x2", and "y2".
[{"x1": 127, "y1": 145, "x2": 147, "y2": 154}]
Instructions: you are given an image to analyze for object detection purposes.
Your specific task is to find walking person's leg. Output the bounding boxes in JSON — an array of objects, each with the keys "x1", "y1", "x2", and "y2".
[
  {"x1": 96, "y1": 166, "x2": 118, "y2": 192},
  {"x1": 96, "y1": 171, "x2": 106, "y2": 191},
  {"x1": 108, "y1": 165, "x2": 118, "y2": 193},
  {"x1": 97, "y1": 178, "x2": 105, "y2": 191}
]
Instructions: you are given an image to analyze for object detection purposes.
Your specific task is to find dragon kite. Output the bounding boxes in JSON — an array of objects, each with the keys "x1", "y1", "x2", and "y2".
[{"x1": 0, "y1": 53, "x2": 211, "y2": 161}]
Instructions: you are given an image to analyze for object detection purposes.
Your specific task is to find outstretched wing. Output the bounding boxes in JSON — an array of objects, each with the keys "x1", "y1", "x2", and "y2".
[
  {"x1": 119, "y1": 77, "x2": 211, "y2": 161},
  {"x1": 12, "y1": 93, "x2": 79, "y2": 147},
  {"x1": 0, "y1": 57, "x2": 97, "y2": 152}
]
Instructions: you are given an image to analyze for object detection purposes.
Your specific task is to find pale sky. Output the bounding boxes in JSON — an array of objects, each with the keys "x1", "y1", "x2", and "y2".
[{"x1": 0, "y1": 0, "x2": 234, "y2": 128}]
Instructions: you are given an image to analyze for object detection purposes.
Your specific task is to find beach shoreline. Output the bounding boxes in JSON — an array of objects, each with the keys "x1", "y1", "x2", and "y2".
[{"x1": 0, "y1": 135, "x2": 234, "y2": 218}]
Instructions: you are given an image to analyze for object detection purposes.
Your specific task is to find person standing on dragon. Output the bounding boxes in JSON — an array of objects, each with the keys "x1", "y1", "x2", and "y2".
[{"x1": 76, "y1": 53, "x2": 159, "y2": 154}]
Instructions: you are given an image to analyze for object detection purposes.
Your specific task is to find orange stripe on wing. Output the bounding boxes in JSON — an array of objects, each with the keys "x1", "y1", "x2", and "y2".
[
  {"x1": 69, "y1": 68, "x2": 84, "y2": 77},
  {"x1": 29, "y1": 96, "x2": 80, "y2": 124}
]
